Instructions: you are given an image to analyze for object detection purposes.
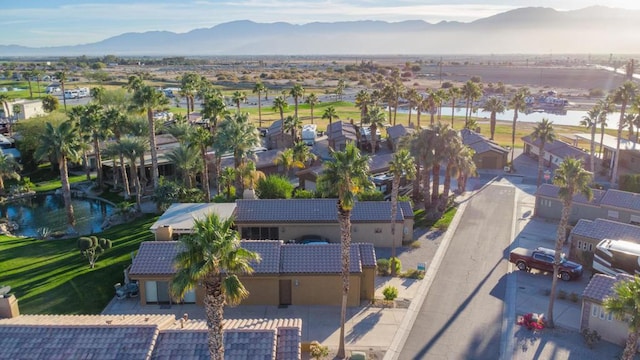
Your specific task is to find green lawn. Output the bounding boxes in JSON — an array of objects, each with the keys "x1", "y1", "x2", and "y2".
[
  {"x1": 32, "y1": 174, "x2": 96, "y2": 193},
  {"x1": 0, "y1": 215, "x2": 158, "y2": 314}
]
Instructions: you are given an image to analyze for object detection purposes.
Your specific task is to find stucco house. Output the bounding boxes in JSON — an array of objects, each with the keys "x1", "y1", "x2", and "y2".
[
  {"x1": 460, "y1": 128, "x2": 509, "y2": 170},
  {"x1": 5, "y1": 99, "x2": 46, "y2": 120},
  {"x1": 266, "y1": 119, "x2": 293, "y2": 150},
  {"x1": 128, "y1": 240, "x2": 376, "y2": 307},
  {"x1": 234, "y1": 199, "x2": 414, "y2": 246},
  {"x1": 535, "y1": 184, "x2": 640, "y2": 226},
  {"x1": 570, "y1": 218, "x2": 640, "y2": 268},
  {"x1": 0, "y1": 314, "x2": 301, "y2": 360},
  {"x1": 522, "y1": 135, "x2": 590, "y2": 169},
  {"x1": 581, "y1": 273, "x2": 635, "y2": 350}
]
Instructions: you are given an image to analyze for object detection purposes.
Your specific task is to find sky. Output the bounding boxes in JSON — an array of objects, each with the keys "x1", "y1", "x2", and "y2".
[{"x1": 2, "y1": 0, "x2": 640, "y2": 48}]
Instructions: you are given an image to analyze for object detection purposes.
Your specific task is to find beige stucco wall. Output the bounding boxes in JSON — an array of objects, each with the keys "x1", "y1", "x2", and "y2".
[
  {"x1": 360, "y1": 267, "x2": 375, "y2": 301},
  {"x1": 240, "y1": 277, "x2": 280, "y2": 306},
  {"x1": 583, "y1": 301, "x2": 632, "y2": 348},
  {"x1": 238, "y1": 220, "x2": 413, "y2": 247},
  {"x1": 278, "y1": 274, "x2": 362, "y2": 306}
]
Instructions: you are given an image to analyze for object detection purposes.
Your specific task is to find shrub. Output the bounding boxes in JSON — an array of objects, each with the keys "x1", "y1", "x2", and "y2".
[
  {"x1": 400, "y1": 269, "x2": 425, "y2": 279},
  {"x1": 309, "y1": 341, "x2": 329, "y2": 360},
  {"x1": 357, "y1": 190, "x2": 385, "y2": 201},
  {"x1": 382, "y1": 285, "x2": 399, "y2": 301},
  {"x1": 293, "y1": 189, "x2": 315, "y2": 199},
  {"x1": 582, "y1": 328, "x2": 602, "y2": 349},
  {"x1": 390, "y1": 257, "x2": 402, "y2": 274},
  {"x1": 77, "y1": 236, "x2": 112, "y2": 269},
  {"x1": 377, "y1": 259, "x2": 391, "y2": 276},
  {"x1": 256, "y1": 175, "x2": 294, "y2": 199},
  {"x1": 569, "y1": 292, "x2": 580, "y2": 303}
]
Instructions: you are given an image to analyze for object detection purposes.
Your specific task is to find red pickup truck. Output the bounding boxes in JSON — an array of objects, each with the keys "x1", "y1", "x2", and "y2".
[{"x1": 509, "y1": 247, "x2": 583, "y2": 281}]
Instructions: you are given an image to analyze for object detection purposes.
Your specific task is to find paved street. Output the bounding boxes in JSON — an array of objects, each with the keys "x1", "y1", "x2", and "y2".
[{"x1": 399, "y1": 183, "x2": 515, "y2": 359}]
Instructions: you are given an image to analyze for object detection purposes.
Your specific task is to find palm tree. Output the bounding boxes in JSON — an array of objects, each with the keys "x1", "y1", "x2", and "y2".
[
  {"x1": 597, "y1": 96, "x2": 615, "y2": 156},
  {"x1": 531, "y1": 119, "x2": 556, "y2": 187},
  {"x1": 80, "y1": 104, "x2": 109, "y2": 189},
  {"x1": 253, "y1": 82, "x2": 266, "y2": 128},
  {"x1": 272, "y1": 96, "x2": 288, "y2": 121},
  {"x1": 0, "y1": 153, "x2": 21, "y2": 193},
  {"x1": 388, "y1": 149, "x2": 416, "y2": 277},
  {"x1": 581, "y1": 106, "x2": 601, "y2": 172},
  {"x1": 435, "y1": 89, "x2": 448, "y2": 121},
  {"x1": 424, "y1": 89, "x2": 439, "y2": 126},
  {"x1": 202, "y1": 95, "x2": 228, "y2": 133},
  {"x1": 34, "y1": 121, "x2": 82, "y2": 226},
  {"x1": 363, "y1": 106, "x2": 386, "y2": 155},
  {"x1": 448, "y1": 86, "x2": 461, "y2": 127},
  {"x1": 482, "y1": 97, "x2": 506, "y2": 140},
  {"x1": 119, "y1": 136, "x2": 149, "y2": 212},
  {"x1": 461, "y1": 81, "x2": 482, "y2": 127},
  {"x1": 166, "y1": 143, "x2": 202, "y2": 189},
  {"x1": 219, "y1": 167, "x2": 235, "y2": 200},
  {"x1": 171, "y1": 213, "x2": 260, "y2": 360},
  {"x1": 317, "y1": 143, "x2": 372, "y2": 359},
  {"x1": 130, "y1": 85, "x2": 169, "y2": 189},
  {"x1": 125, "y1": 74, "x2": 144, "y2": 93},
  {"x1": 405, "y1": 88, "x2": 420, "y2": 125},
  {"x1": 292, "y1": 141, "x2": 317, "y2": 167},
  {"x1": 455, "y1": 146, "x2": 477, "y2": 194},
  {"x1": 305, "y1": 93, "x2": 319, "y2": 124},
  {"x1": 509, "y1": 88, "x2": 529, "y2": 165},
  {"x1": 322, "y1": 106, "x2": 339, "y2": 126},
  {"x1": 0, "y1": 94, "x2": 10, "y2": 121},
  {"x1": 283, "y1": 115, "x2": 303, "y2": 143},
  {"x1": 231, "y1": 90, "x2": 247, "y2": 112},
  {"x1": 440, "y1": 135, "x2": 465, "y2": 211},
  {"x1": 355, "y1": 90, "x2": 371, "y2": 127},
  {"x1": 547, "y1": 157, "x2": 592, "y2": 328},
  {"x1": 216, "y1": 113, "x2": 261, "y2": 193},
  {"x1": 603, "y1": 276, "x2": 640, "y2": 360},
  {"x1": 238, "y1": 161, "x2": 265, "y2": 198},
  {"x1": 623, "y1": 113, "x2": 637, "y2": 141},
  {"x1": 430, "y1": 123, "x2": 454, "y2": 209},
  {"x1": 612, "y1": 81, "x2": 639, "y2": 184},
  {"x1": 189, "y1": 126, "x2": 213, "y2": 201},
  {"x1": 289, "y1": 84, "x2": 305, "y2": 118},
  {"x1": 55, "y1": 70, "x2": 68, "y2": 111},
  {"x1": 180, "y1": 72, "x2": 201, "y2": 119},
  {"x1": 274, "y1": 148, "x2": 304, "y2": 177}
]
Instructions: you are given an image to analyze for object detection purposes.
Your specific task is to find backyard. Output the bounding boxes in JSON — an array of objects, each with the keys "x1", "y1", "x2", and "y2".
[{"x1": 0, "y1": 215, "x2": 157, "y2": 314}]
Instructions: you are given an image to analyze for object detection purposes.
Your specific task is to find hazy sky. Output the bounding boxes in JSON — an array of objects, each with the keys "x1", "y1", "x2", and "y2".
[{"x1": 3, "y1": 0, "x2": 639, "y2": 47}]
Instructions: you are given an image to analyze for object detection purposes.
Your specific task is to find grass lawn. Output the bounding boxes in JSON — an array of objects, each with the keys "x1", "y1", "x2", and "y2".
[
  {"x1": 32, "y1": 174, "x2": 96, "y2": 193},
  {"x1": 0, "y1": 215, "x2": 158, "y2": 314}
]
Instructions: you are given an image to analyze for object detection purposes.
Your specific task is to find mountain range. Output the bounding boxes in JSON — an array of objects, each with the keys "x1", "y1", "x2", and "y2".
[{"x1": 2, "y1": 6, "x2": 639, "y2": 57}]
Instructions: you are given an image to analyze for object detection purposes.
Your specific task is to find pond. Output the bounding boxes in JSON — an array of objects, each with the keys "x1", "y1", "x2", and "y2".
[{"x1": 0, "y1": 194, "x2": 115, "y2": 238}]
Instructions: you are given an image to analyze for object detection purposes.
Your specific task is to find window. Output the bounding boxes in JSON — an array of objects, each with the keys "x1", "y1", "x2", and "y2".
[
  {"x1": 592, "y1": 305, "x2": 598, "y2": 317},
  {"x1": 608, "y1": 312, "x2": 613, "y2": 321},
  {"x1": 631, "y1": 214, "x2": 640, "y2": 225},
  {"x1": 599, "y1": 307, "x2": 605, "y2": 320},
  {"x1": 241, "y1": 227, "x2": 279, "y2": 240},
  {"x1": 608, "y1": 210, "x2": 619, "y2": 219},
  {"x1": 588, "y1": 243, "x2": 593, "y2": 251},
  {"x1": 582, "y1": 242, "x2": 588, "y2": 251}
]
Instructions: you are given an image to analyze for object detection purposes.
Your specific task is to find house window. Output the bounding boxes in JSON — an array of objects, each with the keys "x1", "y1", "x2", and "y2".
[
  {"x1": 241, "y1": 227, "x2": 279, "y2": 240},
  {"x1": 588, "y1": 243, "x2": 593, "y2": 251},
  {"x1": 592, "y1": 304, "x2": 598, "y2": 317},
  {"x1": 608, "y1": 210, "x2": 619, "y2": 219},
  {"x1": 608, "y1": 312, "x2": 613, "y2": 321},
  {"x1": 375, "y1": 228, "x2": 383, "y2": 233},
  {"x1": 599, "y1": 307, "x2": 605, "y2": 320},
  {"x1": 631, "y1": 215, "x2": 640, "y2": 225}
]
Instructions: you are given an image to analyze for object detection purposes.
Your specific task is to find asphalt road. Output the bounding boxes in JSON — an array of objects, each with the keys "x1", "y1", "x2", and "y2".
[{"x1": 399, "y1": 183, "x2": 516, "y2": 360}]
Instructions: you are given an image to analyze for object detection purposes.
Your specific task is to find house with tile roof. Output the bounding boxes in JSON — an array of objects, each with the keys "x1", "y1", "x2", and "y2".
[
  {"x1": 386, "y1": 124, "x2": 415, "y2": 151},
  {"x1": 521, "y1": 135, "x2": 590, "y2": 170},
  {"x1": 580, "y1": 274, "x2": 636, "y2": 349},
  {"x1": 460, "y1": 128, "x2": 509, "y2": 170},
  {"x1": 0, "y1": 314, "x2": 301, "y2": 360},
  {"x1": 327, "y1": 121, "x2": 357, "y2": 151},
  {"x1": 535, "y1": 184, "x2": 640, "y2": 226},
  {"x1": 150, "y1": 203, "x2": 237, "y2": 241},
  {"x1": 128, "y1": 240, "x2": 376, "y2": 307},
  {"x1": 569, "y1": 218, "x2": 640, "y2": 269},
  {"x1": 234, "y1": 199, "x2": 414, "y2": 246},
  {"x1": 534, "y1": 183, "x2": 607, "y2": 223},
  {"x1": 266, "y1": 119, "x2": 294, "y2": 150}
]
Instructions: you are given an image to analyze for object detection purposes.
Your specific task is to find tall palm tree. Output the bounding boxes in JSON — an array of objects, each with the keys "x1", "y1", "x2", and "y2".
[
  {"x1": 34, "y1": 121, "x2": 82, "y2": 226},
  {"x1": 283, "y1": 115, "x2": 303, "y2": 143},
  {"x1": 80, "y1": 104, "x2": 109, "y2": 189},
  {"x1": 461, "y1": 81, "x2": 482, "y2": 127},
  {"x1": 216, "y1": 113, "x2": 261, "y2": 193},
  {"x1": 272, "y1": 96, "x2": 288, "y2": 121},
  {"x1": 612, "y1": 81, "x2": 639, "y2": 184},
  {"x1": 0, "y1": 153, "x2": 21, "y2": 193},
  {"x1": 292, "y1": 141, "x2": 317, "y2": 167},
  {"x1": 231, "y1": 90, "x2": 247, "y2": 112},
  {"x1": 171, "y1": 213, "x2": 260, "y2": 360},
  {"x1": 322, "y1": 105, "x2": 339, "y2": 126},
  {"x1": 392, "y1": 81, "x2": 406, "y2": 126},
  {"x1": 355, "y1": 90, "x2": 371, "y2": 127},
  {"x1": 435, "y1": 89, "x2": 448, "y2": 121},
  {"x1": 388, "y1": 149, "x2": 416, "y2": 277},
  {"x1": 623, "y1": 113, "x2": 637, "y2": 141},
  {"x1": 317, "y1": 143, "x2": 372, "y2": 359},
  {"x1": 597, "y1": 95, "x2": 615, "y2": 156},
  {"x1": 130, "y1": 85, "x2": 169, "y2": 189},
  {"x1": 219, "y1": 167, "x2": 236, "y2": 200},
  {"x1": 455, "y1": 146, "x2": 477, "y2": 194},
  {"x1": 67, "y1": 106, "x2": 92, "y2": 181},
  {"x1": 166, "y1": 143, "x2": 202, "y2": 189},
  {"x1": 289, "y1": 84, "x2": 305, "y2": 118},
  {"x1": 547, "y1": 157, "x2": 592, "y2": 328},
  {"x1": 305, "y1": 93, "x2": 319, "y2": 124},
  {"x1": 202, "y1": 94, "x2": 228, "y2": 134},
  {"x1": 580, "y1": 106, "x2": 601, "y2": 173},
  {"x1": 0, "y1": 94, "x2": 10, "y2": 121},
  {"x1": 180, "y1": 72, "x2": 201, "y2": 119},
  {"x1": 55, "y1": 70, "x2": 68, "y2": 111},
  {"x1": 405, "y1": 88, "x2": 420, "y2": 125},
  {"x1": 119, "y1": 136, "x2": 149, "y2": 212},
  {"x1": 509, "y1": 88, "x2": 529, "y2": 164},
  {"x1": 274, "y1": 148, "x2": 304, "y2": 177},
  {"x1": 440, "y1": 134, "x2": 465, "y2": 211},
  {"x1": 430, "y1": 123, "x2": 454, "y2": 208},
  {"x1": 425, "y1": 89, "x2": 439, "y2": 126},
  {"x1": 253, "y1": 82, "x2": 266, "y2": 128},
  {"x1": 189, "y1": 126, "x2": 213, "y2": 201},
  {"x1": 482, "y1": 97, "x2": 506, "y2": 140},
  {"x1": 362, "y1": 106, "x2": 386, "y2": 155},
  {"x1": 448, "y1": 86, "x2": 461, "y2": 127},
  {"x1": 238, "y1": 161, "x2": 265, "y2": 198},
  {"x1": 531, "y1": 119, "x2": 556, "y2": 187},
  {"x1": 603, "y1": 276, "x2": 640, "y2": 360}
]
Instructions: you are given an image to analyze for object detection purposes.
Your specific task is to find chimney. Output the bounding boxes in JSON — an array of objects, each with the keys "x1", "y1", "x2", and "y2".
[{"x1": 0, "y1": 294, "x2": 20, "y2": 318}]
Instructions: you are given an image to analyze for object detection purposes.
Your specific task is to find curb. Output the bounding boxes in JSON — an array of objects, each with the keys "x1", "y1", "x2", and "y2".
[{"x1": 383, "y1": 191, "x2": 473, "y2": 360}]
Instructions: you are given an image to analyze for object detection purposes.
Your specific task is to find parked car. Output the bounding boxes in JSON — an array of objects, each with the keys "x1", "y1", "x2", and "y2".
[
  {"x1": 509, "y1": 246, "x2": 583, "y2": 281},
  {"x1": 298, "y1": 235, "x2": 330, "y2": 245}
]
